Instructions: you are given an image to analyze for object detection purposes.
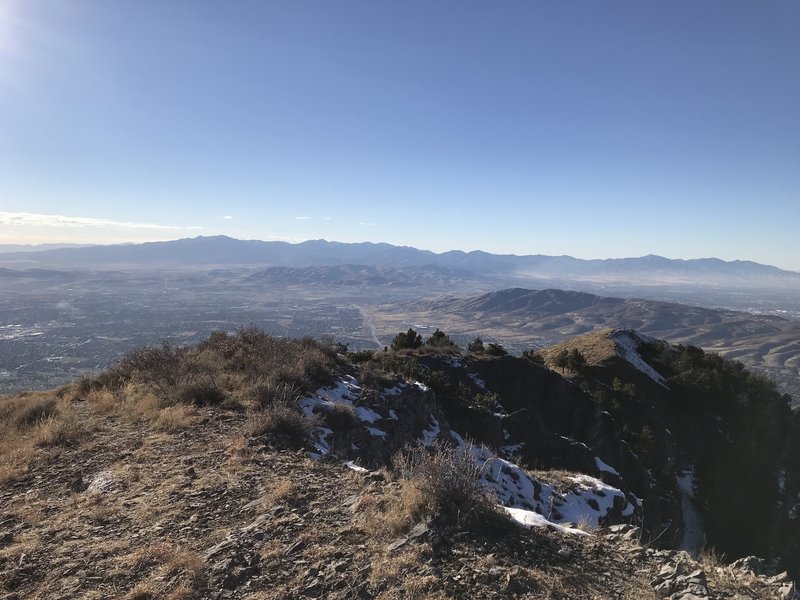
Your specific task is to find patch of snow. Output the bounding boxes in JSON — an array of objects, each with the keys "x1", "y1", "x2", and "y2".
[
  {"x1": 310, "y1": 426, "x2": 334, "y2": 455},
  {"x1": 676, "y1": 467, "x2": 704, "y2": 552},
  {"x1": 344, "y1": 461, "x2": 370, "y2": 473},
  {"x1": 413, "y1": 381, "x2": 430, "y2": 392},
  {"x1": 355, "y1": 406, "x2": 382, "y2": 423},
  {"x1": 472, "y1": 446, "x2": 639, "y2": 528},
  {"x1": 594, "y1": 457, "x2": 620, "y2": 477},
  {"x1": 367, "y1": 427, "x2": 386, "y2": 437},
  {"x1": 383, "y1": 385, "x2": 403, "y2": 396},
  {"x1": 503, "y1": 506, "x2": 590, "y2": 536},
  {"x1": 388, "y1": 409, "x2": 398, "y2": 420},
  {"x1": 419, "y1": 417, "x2": 441, "y2": 446},
  {"x1": 301, "y1": 375, "x2": 363, "y2": 417},
  {"x1": 560, "y1": 436, "x2": 590, "y2": 451},
  {"x1": 611, "y1": 330, "x2": 667, "y2": 387},
  {"x1": 503, "y1": 429, "x2": 511, "y2": 440},
  {"x1": 449, "y1": 430, "x2": 464, "y2": 445}
]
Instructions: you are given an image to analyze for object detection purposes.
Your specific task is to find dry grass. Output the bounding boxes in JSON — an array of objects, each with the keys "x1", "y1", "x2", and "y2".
[
  {"x1": 0, "y1": 393, "x2": 89, "y2": 480},
  {"x1": 245, "y1": 405, "x2": 314, "y2": 449},
  {"x1": 32, "y1": 410, "x2": 86, "y2": 447},
  {"x1": 85, "y1": 388, "x2": 118, "y2": 413},
  {"x1": 0, "y1": 461, "x2": 26, "y2": 485},
  {"x1": 361, "y1": 480, "x2": 428, "y2": 537},
  {"x1": 267, "y1": 479, "x2": 296, "y2": 505},
  {"x1": 698, "y1": 544, "x2": 726, "y2": 568},
  {"x1": 541, "y1": 328, "x2": 617, "y2": 368},
  {"x1": 124, "y1": 542, "x2": 206, "y2": 599},
  {"x1": 153, "y1": 405, "x2": 196, "y2": 432}
]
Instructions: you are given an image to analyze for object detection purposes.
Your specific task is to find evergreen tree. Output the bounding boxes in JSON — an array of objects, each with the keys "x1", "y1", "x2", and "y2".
[
  {"x1": 426, "y1": 328, "x2": 456, "y2": 348},
  {"x1": 467, "y1": 337, "x2": 485, "y2": 353},
  {"x1": 391, "y1": 328, "x2": 423, "y2": 351}
]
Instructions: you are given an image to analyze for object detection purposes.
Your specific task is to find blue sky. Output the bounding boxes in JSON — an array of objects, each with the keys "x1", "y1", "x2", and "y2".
[{"x1": 1, "y1": 1, "x2": 798, "y2": 269}]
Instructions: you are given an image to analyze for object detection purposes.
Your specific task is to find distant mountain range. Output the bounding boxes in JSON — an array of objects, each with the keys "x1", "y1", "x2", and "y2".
[{"x1": 1, "y1": 235, "x2": 797, "y2": 285}]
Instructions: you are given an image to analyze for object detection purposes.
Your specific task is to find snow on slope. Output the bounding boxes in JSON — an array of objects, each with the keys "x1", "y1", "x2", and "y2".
[
  {"x1": 473, "y1": 446, "x2": 637, "y2": 528},
  {"x1": 611, "y1": 330, "x2": 667, "y2": 387},
  {"x1": 304, "y1": 376, "x2": 639, "y2": 533}
]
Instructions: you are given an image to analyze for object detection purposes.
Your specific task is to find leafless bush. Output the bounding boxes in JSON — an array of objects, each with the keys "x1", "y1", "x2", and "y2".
[
  {"x1": 393, "y1": 441, "x2": 497, "y2": 526},
  {"x1": 246, "y1": 404, "x2": 315, "y2": 449}
]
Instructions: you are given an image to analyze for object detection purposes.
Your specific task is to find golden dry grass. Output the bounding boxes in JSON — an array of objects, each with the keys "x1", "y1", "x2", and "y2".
[
  {"x1": 152, "y1": 405, "x2": 196, "y2": 432},
  {"x1": 540, "y1": 328, "x2": 618, "y2": 368},
  {"x1": 0, "y1": 392, "x2": 90, "y2": 483}
]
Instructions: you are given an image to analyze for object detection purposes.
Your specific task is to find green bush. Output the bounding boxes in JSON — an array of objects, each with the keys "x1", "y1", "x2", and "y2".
[
  {"x1": 391, "y1": 328, "x2": 423, "y2": 351},
  {"x1": 425, "y1": 328, "x2": 457, "y2": 349}
]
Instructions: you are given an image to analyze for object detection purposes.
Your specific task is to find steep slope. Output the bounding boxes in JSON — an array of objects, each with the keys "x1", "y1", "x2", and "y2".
[{"x1": 1, "y1": 329, "x2": 798, "y2": 598}]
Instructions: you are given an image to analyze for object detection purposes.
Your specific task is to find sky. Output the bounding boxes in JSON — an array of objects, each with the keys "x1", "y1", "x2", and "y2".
[{"x1": 1, "y1": 1, "x2": 798, "y2": 270}]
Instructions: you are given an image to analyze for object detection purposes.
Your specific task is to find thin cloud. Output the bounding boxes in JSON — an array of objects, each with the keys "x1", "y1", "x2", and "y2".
[
  {"x1": 0, "y1": 212, "x2": 202, "y2": 231},
  {"x1": 221, "y1": 215, "x2": 233, "y2": 220},
  {"x1": 295, "y1": 216, "x2": 311, "y2": 220}
]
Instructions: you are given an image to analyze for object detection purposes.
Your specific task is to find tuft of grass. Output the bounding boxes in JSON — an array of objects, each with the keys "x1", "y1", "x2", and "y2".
[
  {"x1": 32, "y1": 411, "x2": 86, "y2": 447},
  {"x1": 0, "y1": 394, "x2": 58, "y2": 429},
  {"x1": 249, "y1": 380, "x2": 303, "y2": 409},
  {"x1": 153, "y1": 405, "x2": 196, "y2": 432},
  {"x1": 362, "y1": 480, "x2": 428, "y2": 537},
  {"x1": 0, "y1": 461, "x2": 26, "y2": 485},
  {"x1": 698, "y1": 544, "x2": 726, "y2": 568},
  {"x1": 86, "y1": 388, "x2": 117, "y2": 413},
  {"x1": 124, "y1": 543, "x2": 206, "y2": 600}
]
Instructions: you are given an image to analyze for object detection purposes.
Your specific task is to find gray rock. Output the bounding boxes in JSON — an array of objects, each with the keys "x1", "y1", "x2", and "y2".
[{"x1": 729, "y1": 556, "x2": 765, "y2": 576}]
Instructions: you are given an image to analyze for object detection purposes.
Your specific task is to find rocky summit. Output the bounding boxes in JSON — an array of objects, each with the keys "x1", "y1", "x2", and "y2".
[{"x1": 0, "y1": 327, "x2": 798, "y2": 599}]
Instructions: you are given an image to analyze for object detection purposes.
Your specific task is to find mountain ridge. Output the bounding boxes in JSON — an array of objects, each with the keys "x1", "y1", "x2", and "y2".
[{"x1": 1, "y1": 235, "x2": 797, "y2": 279}]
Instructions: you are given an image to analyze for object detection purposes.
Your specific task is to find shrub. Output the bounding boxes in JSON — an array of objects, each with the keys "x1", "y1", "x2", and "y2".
[
  {"x1": 522, "y1": 350, "x2": 545, "y2": 366},
  {"x1": 111, "y1": 341, "x2": 185, "y2": 389},
  {"x1": 177, "y1": 382, "x2": 226, "y2": 407},
  {"x1": 246, "y1": 405, "x2": 313, "y2": 449},
  {"x1": 320, "y1": 402, "x2": 360, "y2": 431},
  {"x1": 425, "y1": 328, "x2": 457, "y2": 349},
  {"x1": 391, "y1": 328, "x2": 423, "y2": 351},
  {"x1": 348, "y1": 349, "x2": 376, "y2": 364},
  {"x1": 250, "y1": 381, "x2": 303, "y2": 409},
  {"x1": 485, "y1": 343, "x2": 507, "y2": 357},
  {"x1": 394, "y1": 441, "x2": 497, "y2": 526},
  {"x1": 470, "y1": 392, "x2": 500, "y2": 414},
  {"x1": 467, "y1": 337, "x2": 485, "y2": 353}
]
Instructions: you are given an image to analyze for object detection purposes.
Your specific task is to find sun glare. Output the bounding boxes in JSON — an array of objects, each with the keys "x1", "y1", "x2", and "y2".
[{"x1": 0, "y1": 0, "x2": 18, "y2": 56}]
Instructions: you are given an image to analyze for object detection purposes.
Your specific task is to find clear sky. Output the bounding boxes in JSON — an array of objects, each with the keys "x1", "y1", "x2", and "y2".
[{"x1": 1, "y1": 1, "x2": 798, "y2": 269}]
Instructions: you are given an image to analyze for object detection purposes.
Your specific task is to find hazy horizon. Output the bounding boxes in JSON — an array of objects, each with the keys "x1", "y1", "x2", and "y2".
[
  {"x1": 3, "y1": 232, "x2": 800, "y2": 274},
  {"x1": 2, "y1": 2, "x2": 798, "y2": 269}
]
